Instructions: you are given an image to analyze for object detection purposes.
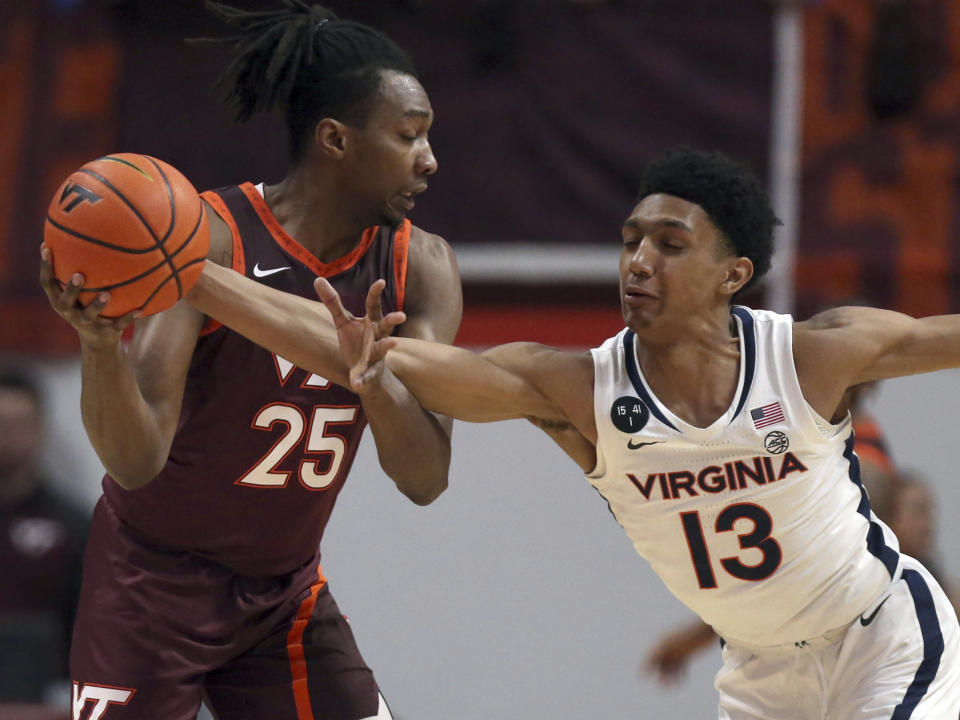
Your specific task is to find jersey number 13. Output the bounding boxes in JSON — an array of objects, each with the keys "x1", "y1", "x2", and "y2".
[{"x1": 680, "y1": 503, "x2": 782, "y2": 588}]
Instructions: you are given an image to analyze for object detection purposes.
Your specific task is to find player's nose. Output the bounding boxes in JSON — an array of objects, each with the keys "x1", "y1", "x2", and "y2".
[
  {"x1": 628, "y1": 237, "x2": 656, "y2": 276},
  {"x1": 418, "y1": 142, "x2": 438, "y2": 176}
]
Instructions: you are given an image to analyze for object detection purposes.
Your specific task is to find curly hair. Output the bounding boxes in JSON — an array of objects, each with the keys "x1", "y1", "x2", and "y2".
[
  {"x1": 636, "y1": 148, "x2": 779, "y2": 290},
  {"x1": 194, "y1": 1, "x2": 417, "y2": 162}
]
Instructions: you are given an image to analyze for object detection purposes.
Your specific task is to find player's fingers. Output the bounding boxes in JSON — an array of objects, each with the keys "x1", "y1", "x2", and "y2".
[
  {"x1": 382, "y1": 311, "x2": 406, "y2": 329},
  {"x1": 38, "y1": 246, "x2": 72, "y2": 309},
  {"x1": 365, "y1": 279, "x2": 386, "y2": 322},
  {"x1": 58, "y1": 272, "x2": 85, "y2": 312},
  {"x1": 368, "y1": 337, "x2": 399, "y2": 366},
  {"x1": 39, "y1": 245, "x2": 56, "y2": 290},
  {"x1": 80, "y1": 292, "x2": 111, "y2": 323},
  {"x1": 314, "y1": 277, "x2": 352, "y2": 327},
  {"x1": 374, "y1": 310, "x2": 406, "y2": 340},
  {"x1": 116, "y1": 308, "x2": 142, "y2": 330}
]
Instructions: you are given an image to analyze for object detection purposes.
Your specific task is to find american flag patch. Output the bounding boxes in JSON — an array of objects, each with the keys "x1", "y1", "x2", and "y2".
[{"x1": 750, "y1": 401, "x2": 785, "y2": 429}]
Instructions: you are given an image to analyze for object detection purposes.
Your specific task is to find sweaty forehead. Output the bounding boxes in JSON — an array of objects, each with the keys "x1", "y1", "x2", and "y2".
[{"x1": 372, "y1": 70, "x2": 432, "y2": 121}]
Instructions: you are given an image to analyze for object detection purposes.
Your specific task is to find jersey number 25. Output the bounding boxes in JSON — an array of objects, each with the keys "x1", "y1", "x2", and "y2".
[{"x1": 238, "y1": 403, "x2": 358, "y2": 490}]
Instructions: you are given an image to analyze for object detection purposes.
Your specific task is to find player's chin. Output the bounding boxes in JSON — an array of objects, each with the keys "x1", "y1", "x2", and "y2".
[
  {"x1": 622, "y1": 304, "x2": 658, "y2": 331},
  {"x1": 379, "y1": 203, "x2": 406, "y2": 225}
]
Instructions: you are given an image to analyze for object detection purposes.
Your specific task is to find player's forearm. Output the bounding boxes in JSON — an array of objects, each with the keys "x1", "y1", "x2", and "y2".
[
  {"x1": 361, "y1": 370, "x2": 451, "y2": 505},
  {"x1": 79, "y1": 342, "x2": 169, "y2": 489},
  {"x1": 385, "y1": 338, "x2": 560, "y2": 422},
  {"x1": 188, "y1": 263, "x2": 351, "y2": 387}
]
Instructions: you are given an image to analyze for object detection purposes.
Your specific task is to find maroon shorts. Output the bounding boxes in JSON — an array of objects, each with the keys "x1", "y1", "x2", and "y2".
[{"x1": 70, "y1": 499, "x2": 381, "y2": 720}]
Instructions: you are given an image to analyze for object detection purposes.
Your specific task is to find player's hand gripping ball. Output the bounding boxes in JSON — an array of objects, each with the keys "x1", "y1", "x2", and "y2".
[{"x1": 43, "y1": 153, "x2": 210, "y2": 317}]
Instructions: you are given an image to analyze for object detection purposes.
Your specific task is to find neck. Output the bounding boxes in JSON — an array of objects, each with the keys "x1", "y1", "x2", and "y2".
[
  {"x1": 264, "y1": 167, "x2": 374, "y2": 263},
  {"x1": 633, "y1": 305, "x2": 741, "y2": 427}
]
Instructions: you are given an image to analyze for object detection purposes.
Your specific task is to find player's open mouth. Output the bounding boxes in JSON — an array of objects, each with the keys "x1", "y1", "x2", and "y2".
[
  {"x1": 396, "y1": 186, "x2": 426, "y2": 211},
  {"x1": 624, "y1": 285, "x2": 659, "y2": 305}
]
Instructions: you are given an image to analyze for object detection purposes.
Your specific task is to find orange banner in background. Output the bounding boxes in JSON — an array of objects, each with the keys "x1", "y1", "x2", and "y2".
[
  {"x1": 0, "y1": 4, "x2": 120, "y2": 355},
  {"x1": 798, "y1": 0, "x2": 960, "y2": 319}
]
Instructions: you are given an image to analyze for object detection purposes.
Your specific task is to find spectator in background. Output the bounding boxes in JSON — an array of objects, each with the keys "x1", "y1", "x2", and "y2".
[
  {"x1": 888, "y1": 472, "x2": 960, "y2": 618},
  {"x1": 0, "y1": 370, "x2": 88, "y2": 707},
  {"x1": 841, "y1": 381, "x2": 898, "y2": 518}
]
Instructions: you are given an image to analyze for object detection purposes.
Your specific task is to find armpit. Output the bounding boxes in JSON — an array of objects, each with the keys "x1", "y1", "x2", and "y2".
[{"x1": 525, "y1": 415, "x2": 575, "y2": 432}]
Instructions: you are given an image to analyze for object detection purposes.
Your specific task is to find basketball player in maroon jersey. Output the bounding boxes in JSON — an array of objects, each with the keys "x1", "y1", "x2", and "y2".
[{"x1": 39, "y1": 3, "x2": 459, "y2": 719}]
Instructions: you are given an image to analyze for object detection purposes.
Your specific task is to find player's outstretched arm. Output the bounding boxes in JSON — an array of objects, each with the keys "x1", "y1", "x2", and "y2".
[
  {"x1": 794, "y1": 307, "x2": 960, "y2": 420},
  {"x1": 188, "y1": 261, "x2": 403, "y2": 391},
  {"x1": 191, "y1": 265, "x2": 591, "y2": 457},
  {"x1": 316, "y1": 276, "x2": 569, "y2": 424}
]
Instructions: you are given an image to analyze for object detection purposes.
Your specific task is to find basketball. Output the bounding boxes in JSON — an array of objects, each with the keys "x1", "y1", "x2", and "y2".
[{"x1": 43, "y1": 153, "x2": 210, "y2": 318}]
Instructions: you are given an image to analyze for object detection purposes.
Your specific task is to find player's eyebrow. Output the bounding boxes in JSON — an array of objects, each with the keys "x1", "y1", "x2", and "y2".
[{"x1": 622, "y1": 218, "x2": 693, "y2": 233}]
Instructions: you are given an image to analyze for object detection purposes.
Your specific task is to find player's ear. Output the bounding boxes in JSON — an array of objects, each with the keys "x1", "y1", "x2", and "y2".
[
  {"x1": 720, "y1": 257, "x2": 753, "y2": 297},
  {"x1": 314, "y1": 118, "x2": 348, "y2": 159}
]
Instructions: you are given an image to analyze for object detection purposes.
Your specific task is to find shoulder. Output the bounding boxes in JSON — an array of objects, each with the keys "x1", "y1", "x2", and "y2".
[
  {"x1": 201, "y1": 196, "x2": 234, "y2": 269},
  {"x1": 397, "y1": 224, "x2": 462, "y2": 343},
  {"x1": 792, "y1": 306, "x2": 900, "y2": 421},
  {"x1": 406, "y1": 225, "x2": 459, "y2": 286}
]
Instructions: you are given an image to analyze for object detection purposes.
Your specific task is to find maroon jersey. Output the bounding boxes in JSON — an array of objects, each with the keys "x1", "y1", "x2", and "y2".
[{"x1": 103, "y1": 182, "x2": 410, "y2": 576}]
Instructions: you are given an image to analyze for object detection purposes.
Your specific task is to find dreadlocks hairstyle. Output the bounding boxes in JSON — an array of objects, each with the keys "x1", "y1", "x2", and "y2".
[
  {"x1": 196, "y1": 1, "x2": 417, "y2": 161},
  {"x1": 636, "y1": 148, "x2": 780, "y2": 291}
]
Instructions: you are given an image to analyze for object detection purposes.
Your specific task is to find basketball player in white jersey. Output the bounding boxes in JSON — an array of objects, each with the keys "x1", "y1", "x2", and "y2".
[{"x1": 188, "y1": 147, "x2": 960, "y2": 718}]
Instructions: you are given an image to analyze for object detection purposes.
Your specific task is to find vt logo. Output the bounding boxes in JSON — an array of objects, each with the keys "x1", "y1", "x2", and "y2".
[
  {"x1": 72, "y1": 682, "x2": 135, "y2": 719},
  {"x1": 273, "y1": 353, "x2": 330, "y2": 389},
  {"x1": 60, "y1": 182, "x2": 102, "y2": 213}
]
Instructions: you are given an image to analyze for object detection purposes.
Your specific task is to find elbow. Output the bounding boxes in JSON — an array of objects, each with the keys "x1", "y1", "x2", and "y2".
[
  {"x1": 401, "y1": 473, "x2": 449, "y2": 506},
  {"x1": 110, "y1": 474, "x2": 153, "y2": 491},
  {"x1": 105, "y1": 455, "x2": 166, "y2": 491}
]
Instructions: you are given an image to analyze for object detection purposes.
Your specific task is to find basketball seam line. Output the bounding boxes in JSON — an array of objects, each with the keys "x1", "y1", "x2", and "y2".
[
  {"x1": 44, "y1": 215, "x2": 157, "y2": 254},
  {"x1": 77, "y1": 163, "x2": 183, "y2": 299},
  {"x1": 55, "y1": 208, "x2": 205, "y2": 293},
  {"x1": 144, "y1": 156, "x2": 184, "y2": 299}
]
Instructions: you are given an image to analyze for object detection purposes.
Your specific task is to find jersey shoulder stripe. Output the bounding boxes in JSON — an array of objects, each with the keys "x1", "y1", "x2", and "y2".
[
  {"x1": 392, "y1": 219, "x2": 412, "y2": 312},
  {"x1": 198, "y1": 187, "x2": 247, "y2": 336}
]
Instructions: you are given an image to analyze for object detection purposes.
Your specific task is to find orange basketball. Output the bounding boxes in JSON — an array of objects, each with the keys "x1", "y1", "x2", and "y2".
[{"x1": 43, "y1": 153, "x2": 210, "y2": 318}]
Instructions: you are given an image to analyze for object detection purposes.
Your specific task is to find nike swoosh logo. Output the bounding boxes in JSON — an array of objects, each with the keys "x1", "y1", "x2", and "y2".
[
  {"x1": 627, "y1": 440, "x2": 663, "y2": 450},
  {"x1": 253, "y1": 263, "x2": 292, "y2": 278},
  {"x1": 859, "y1": 596, "x2": 890, "y2": 626}
]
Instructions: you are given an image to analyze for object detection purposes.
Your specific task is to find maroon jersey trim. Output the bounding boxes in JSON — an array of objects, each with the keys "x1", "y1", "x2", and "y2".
[
  {"x1": 238, "y1": 183, "x2": 378, "y2": 278},
  {"x1": 287, "y1": 563, "x2": 327, "y2": 719},
  {"x1": 393, "y1": 219, "x2": 411, "y2": 313},
  {"x1": 199, "y1": 190, "x2": 247, "y2": 336}
]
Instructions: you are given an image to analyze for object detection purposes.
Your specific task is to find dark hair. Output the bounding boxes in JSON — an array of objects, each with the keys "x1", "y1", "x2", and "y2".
[
  {"x1": 636, "y1": 147, "x2": 779, "y2": 291},
  {"x1": 0, "y1": 369, "x2": 43, "y2": 411},
  {"x1": 197, "y1": 1, "x2": 417, "y2": 161}
]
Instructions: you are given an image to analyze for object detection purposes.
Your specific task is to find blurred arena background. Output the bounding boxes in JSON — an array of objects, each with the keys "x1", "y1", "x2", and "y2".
[{"x1": 1, "y1": 0, "x2": 959, "y2": 718}]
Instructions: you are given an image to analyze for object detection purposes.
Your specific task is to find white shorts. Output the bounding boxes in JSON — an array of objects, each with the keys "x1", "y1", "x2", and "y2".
[{"x1": 716, "y1": 556, "x2": 960, "y2": 720}]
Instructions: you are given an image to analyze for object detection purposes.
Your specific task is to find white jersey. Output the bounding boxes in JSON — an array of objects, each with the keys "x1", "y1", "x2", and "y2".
[{"x1": 588, "y1": 307, "x2": 901, "y2": 646}]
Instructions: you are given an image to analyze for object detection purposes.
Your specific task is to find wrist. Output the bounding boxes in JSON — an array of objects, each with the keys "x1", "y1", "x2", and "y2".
[
  {"x1": 357, "y1": 366, "x2": 401, "y2": 403},
  {"x1": 79, "y1": 333, "x2": 124, "y2": 356}
]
